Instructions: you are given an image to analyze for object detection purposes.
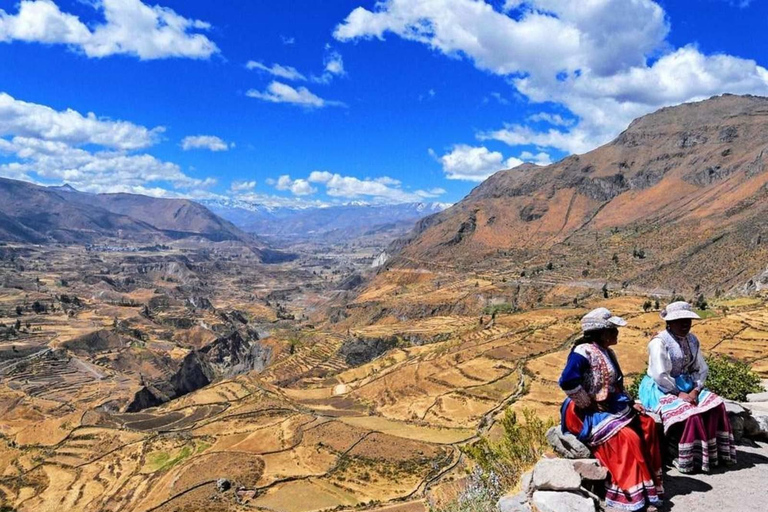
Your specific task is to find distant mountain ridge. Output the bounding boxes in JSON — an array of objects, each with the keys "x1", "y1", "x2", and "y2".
[
  {"x1": 198, "y1": 199, "x2": 450, "y2": 242},
  {"x1": 0, "y1": 178, "x2": 257, "y2": 248},
  {"x1": 388, "y1": 94, "x2": 768, "y2": 294}
]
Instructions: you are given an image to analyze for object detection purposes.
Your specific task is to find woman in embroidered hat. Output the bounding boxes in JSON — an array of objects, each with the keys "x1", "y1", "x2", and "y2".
[
  {"x1": 638, "y1": 301, "x2": 736, "y2": 474},
  {"x1": 559, "y1": 308, "x2": 664, "y2": 512}
]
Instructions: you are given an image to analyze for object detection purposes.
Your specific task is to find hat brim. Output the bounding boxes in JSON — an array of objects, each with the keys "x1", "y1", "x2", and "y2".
[
  {"x1": 664, "y1": 311, "x2": 701, "y2": 321},
  {"x1": 608, "y1": 316, "x2": 628, "y2": 327}
]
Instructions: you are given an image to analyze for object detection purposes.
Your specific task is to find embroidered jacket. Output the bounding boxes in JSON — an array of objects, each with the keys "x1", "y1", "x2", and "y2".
[
  {"x1": 647, "y1": 329, "x2": 708, "y2": 393},
  {"x1": 559, "y1": 343, "x2": 626, "y2": 409}
]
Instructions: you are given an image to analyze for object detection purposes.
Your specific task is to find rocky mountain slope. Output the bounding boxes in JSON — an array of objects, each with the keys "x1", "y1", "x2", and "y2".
[
  {"x1": 0, "y1": 178, "x2": 259, "y2": 247},
  {"x1": 388, "y1": 94, "x2": 768, "y2": 295}
]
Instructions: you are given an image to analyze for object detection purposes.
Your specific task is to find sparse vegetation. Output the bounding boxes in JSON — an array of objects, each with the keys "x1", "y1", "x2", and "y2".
[{"x1": 462, "y1": 408, "x2": 556, "y2": 491}]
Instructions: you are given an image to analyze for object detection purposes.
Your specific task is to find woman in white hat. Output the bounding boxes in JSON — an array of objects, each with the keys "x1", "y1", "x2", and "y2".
[
  {"x1": 638, "y1": 301, "x2": 736, "y2": 474},
  {"x1": 560, "y1": 308, "x2": 663, "y2": 512}
]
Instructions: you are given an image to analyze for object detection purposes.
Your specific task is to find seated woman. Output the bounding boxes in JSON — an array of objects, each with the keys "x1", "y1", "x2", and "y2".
[
  {"x1": 560, "y1": 308, "x2": 663, "y2": 512},
  {"x1": 638, "y1": 301, "x2": 736, "y2": 474}
]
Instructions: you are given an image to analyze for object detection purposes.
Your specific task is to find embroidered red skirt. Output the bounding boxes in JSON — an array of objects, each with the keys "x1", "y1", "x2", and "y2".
[{"x1": 565, "y1": 401, "x2": 664, "y2": 511}]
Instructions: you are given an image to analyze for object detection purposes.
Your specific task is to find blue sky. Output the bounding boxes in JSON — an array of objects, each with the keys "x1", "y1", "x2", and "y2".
[{"x1": 1, "y1": 0, "x2": 768, "y2": 206}]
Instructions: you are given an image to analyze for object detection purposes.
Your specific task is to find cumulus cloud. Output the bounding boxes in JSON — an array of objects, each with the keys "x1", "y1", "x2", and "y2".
[
  {"x1": 335, "y1": 0, "x2": 768, "y2": 155},
  {"x1": 0, "y1": 92, "x2": 161, "y2": 150},
  {"x1": 306, "y1": 170, "x2": 443, "y2": 203},
  {"x1": 181, "y1": 135, "x2": 232, "y2": 152},
  {"x1": 0, "y1": 136, "x2": 214, "y2": 193},
  {"x1": 246, "y1": 61, "x2": 306, "y2": 81},
  {"x1": 230, "y1": 180, "x2": 257, "y2": 192},
  {"x1": 246, "y1": 81, "x2": 345, "y2": 108},
  {"x1": 0, "y1": 0, "x2": 218, "y2": 60},
  {"x1": 275, "y1": 175, "x2": 317, "y2": 196},
  {"x1": 0, "y1": 93, "x2": 214, "y2": 195},
  {"x1": 435, "y1": 145, "x2": 523, "y2": 182}
]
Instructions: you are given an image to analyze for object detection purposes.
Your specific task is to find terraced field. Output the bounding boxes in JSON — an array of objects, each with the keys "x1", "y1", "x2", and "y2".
[{"x1": 2, "y1": 245, "x2": 767, "y2": 512}]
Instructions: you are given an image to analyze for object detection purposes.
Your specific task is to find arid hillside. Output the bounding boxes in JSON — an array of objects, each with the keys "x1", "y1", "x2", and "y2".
[
  {"x1": 0, "y1": 179, "x2": 257, "y2": 247},
  {"x1": 389, "y1": 94, "x2": 768, "y2": 296}
]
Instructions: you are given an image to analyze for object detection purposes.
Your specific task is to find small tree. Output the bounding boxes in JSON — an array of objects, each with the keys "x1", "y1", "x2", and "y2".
[
  {"x1": 643, "y1": 300, "x2": 653, "y2": 312},
  {"x1": 602, "y1": 283, "x2": 609, "y2": 299},
  {"x1": 15, "y1": 305, "x2": 22, "y2": 316},
  {"x1": 695, "y1": 293, "x2": 708, "y2": 311}
]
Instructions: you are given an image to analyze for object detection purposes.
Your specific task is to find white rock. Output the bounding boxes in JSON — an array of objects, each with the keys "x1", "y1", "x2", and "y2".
[
  {"x1": 332, "y1": 384, "x2": 349, "y2": 396},
  {"x1": 546, "y1": 426, "x2": 592, "y2": 459},
  {"x1": 532, "y1": 458, "x2": 582, "y2": 492},
  {"x1": 746, "y1": 391, "x2": 768, "y2": 403},
  {"x1": 723, "y1": 399, "x2": 747, "y2": 415},
  {"x1": 498, "y1": 492, "x2": 532, "y2": 512},
  {"x1": 521, "y1": 471, "x2": 534, "y2": 497},
  {"x1": 532, "y1": 491, "x2": 596, "y2": 512}
]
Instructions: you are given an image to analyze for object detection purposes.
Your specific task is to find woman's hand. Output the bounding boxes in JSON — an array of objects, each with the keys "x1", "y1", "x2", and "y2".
[
  {"x1": 632, "y1": 403, "x2": 646, "y2": 414},
  {"x1": 678, "y1": 390, "x2": 699, "y2": 405}
]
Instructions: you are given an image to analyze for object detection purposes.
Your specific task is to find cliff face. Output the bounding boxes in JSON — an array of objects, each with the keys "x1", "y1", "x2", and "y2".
[
  {"x1": 390, "y1": 94, "x2": 768, "y2": 293},
  {"x1": 125, "y1": 329, "x2": 272, "y2": 412}
]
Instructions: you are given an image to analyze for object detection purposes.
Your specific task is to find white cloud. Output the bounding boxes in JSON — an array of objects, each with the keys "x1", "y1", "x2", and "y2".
[
  {"x1": 436, "y1": 144, "x2": 523, "y2": 182},
  {"x1": 0, "y1": 0, "x2": 218, "y2": 60},
  {"x1": 0, "y1": 93, "x2": 214, "y2": 195},
  {"x1": 527, "y1": 112, "x2": 573, "y2": 127},
  {"x1": 281, "y1": 35, "x2": 296, "y2": 45},
  {"x1": 246, "y1": 61, "x2": 306, "y2": 81},
  {"x1": 0, "y1": 92, "x2": 161, "y2": 150},
  {"x1": 0, "y1": 136, "x2": 215, "y2": 193},
  {"x1": 335, "y1": 0, "x2": 768, "y2": 156},
  {"x1": 312, "y1": 48, "x2": 346, "y2": 84},
  {"x1": 181, "y1": 135, "x2": 231, "y2": 152},
  {"x1": 275, "y1": 175, "x2": 317, "y2": 196},
  {"x1": 230, "y1": 180, "x2": 257, "y2": 192},
  {"x1": 246, "y1": 81, "x2": 344, "y2": 108},
  {"x1": 520, "y1": 150, "x2": 552, "y2": 165},
  {"x1": 324, "y1": 50, "x2": 345, "y2": 76},
  {"x1": 307, "y1": 170, "x2": 446, "y2": 203}
]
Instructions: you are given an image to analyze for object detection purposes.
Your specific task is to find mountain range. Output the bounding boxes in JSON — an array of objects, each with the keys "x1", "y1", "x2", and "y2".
[
  {"x1": 388, "y1": 94, "x2": 768, "y2": 295},
  {"x1": 198, "y1": 199, "x2": 450, "y2": 244},
  {"x1": 0, "y1": 178, "x2": 252, "y2": 246}
]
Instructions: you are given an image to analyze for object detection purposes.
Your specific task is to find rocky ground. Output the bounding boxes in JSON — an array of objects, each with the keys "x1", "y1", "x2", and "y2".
[{"x1": 665, "y1": 441, "x2": 768, "y2": 511}]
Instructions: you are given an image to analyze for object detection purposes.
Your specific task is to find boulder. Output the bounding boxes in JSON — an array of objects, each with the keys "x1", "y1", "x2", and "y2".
[
  {"x1": 745, "y1": 414, "x2": 768, "y2": 439},
  {"x1": 498, "y1": 492, "x2": 532, "y2": 512},
  {"x1": 532, "y1": 458, "x2": 582, "y2": 492},
  {"x1": 571, "y1": 460, "x2": 608, "y2": 481},
  {"x1": 546, "y1": 426, "x2": 592, "y2": 459},
  {"x1": 746, "y1": 391, "x2": 768, "y2": 403},
  {"x1": 532, "y1": 491, "x2": 596, "y2": 512},
  {"x1": 521, "y1": 471, "x2": 534, "y2": 497},
  {"x1": 723, "y1": 399, "x2": 748, "y2": 415}
]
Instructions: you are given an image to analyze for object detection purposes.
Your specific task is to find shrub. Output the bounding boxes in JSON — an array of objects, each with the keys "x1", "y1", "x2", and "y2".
[
  {"x1": 483, "y1": 303, "x2": 515, "y2": 316},
  {"x1": 705, "y1": 354, "x2": 762, "y2": 402},
  {"x1": 462, "y1": 408, "x2": 556, "y2": 491}
]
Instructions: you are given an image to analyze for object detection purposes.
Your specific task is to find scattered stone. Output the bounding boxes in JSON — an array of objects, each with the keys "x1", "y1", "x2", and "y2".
[
  {"x1": 572, "y1": 459, "x2": 608, "y2": 481},
  {"x1": 216, "y1": 478, "x2": 231, "y2": 492},
  {"x1": 546, "y1": 426, "x2": 592, "y2": 459},
  {"x1": 532, "y1": 458, "x2": 582, "y2": 491},
  {"x1": 532, "y1": 490, "x2": 596, "y2": 512},
  {"x1": 746, "y1": 392, "x2": 768, "y2": 403},
  {"x1": 498, "y1": 491, "x2": 533, "y2": 512}
]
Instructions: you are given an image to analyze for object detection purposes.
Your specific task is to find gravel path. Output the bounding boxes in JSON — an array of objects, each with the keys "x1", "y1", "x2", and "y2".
[{"x1": 664, "y1": 441, "x2": 768, "y2": 511}]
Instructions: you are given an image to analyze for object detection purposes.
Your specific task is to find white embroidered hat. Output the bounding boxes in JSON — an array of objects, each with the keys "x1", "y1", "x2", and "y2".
[
  {"x1": 660, "y1": 301, "x2": 701, "y2": 322},
  {"x1": 581, "y1": 307, "x2": 628, "y2": 332}
]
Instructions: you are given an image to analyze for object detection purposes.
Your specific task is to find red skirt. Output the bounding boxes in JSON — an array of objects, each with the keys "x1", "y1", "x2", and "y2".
[{"x1": 565, "y1": 401, "x2": 664, "y2": 511}]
